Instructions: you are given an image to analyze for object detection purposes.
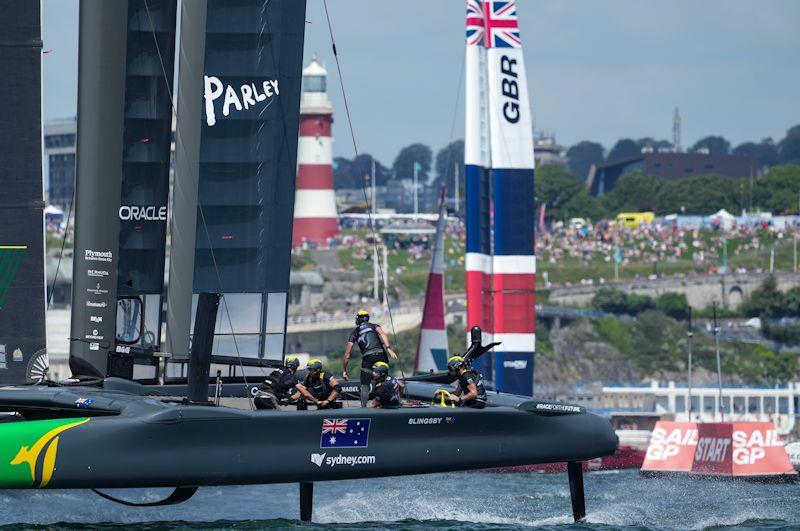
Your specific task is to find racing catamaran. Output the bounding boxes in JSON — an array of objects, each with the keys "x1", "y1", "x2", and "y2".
[{"x1": 0, "y1": 0, "x2": 616, "y2": 523}]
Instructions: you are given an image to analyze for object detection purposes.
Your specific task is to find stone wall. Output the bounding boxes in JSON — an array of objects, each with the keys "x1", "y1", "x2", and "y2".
[{"x1": 549, "y1": 272, "x2": 800, "y2": 310}]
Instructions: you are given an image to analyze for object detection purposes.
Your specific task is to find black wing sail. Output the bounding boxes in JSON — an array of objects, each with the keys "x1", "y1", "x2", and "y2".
[
  {"x1": 0, "y1": 1, "x2": 47, "y2": 385},
  {"x1": 165, "y1": 0, "x2": 307, "y2": 378},
  {"x1": 115, "y1": 0, "x2": 178, "y2": 377}
]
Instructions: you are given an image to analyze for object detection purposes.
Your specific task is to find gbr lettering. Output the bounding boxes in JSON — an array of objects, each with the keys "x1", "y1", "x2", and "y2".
[{"x1": 500, "y1": 55, "x2": 520, "y2": 124}]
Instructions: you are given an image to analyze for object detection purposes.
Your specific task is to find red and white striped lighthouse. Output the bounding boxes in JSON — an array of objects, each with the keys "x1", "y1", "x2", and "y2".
[{"x1": 293, "y1": 55, "x2": 339, "y2": 247}]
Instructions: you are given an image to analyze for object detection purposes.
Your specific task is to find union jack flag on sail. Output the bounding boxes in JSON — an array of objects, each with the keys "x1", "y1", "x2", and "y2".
[
  {"x1": 483, "y1": 1, "x2": 521, "y2": 49},
  {"x1": 466, "y1": 0, "x2": 484, "y2": 46}
]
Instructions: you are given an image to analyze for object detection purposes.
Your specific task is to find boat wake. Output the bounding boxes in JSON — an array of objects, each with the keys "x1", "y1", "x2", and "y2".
[{"x1": 1, "y1": 470, "x2": 798, "y2": 530}]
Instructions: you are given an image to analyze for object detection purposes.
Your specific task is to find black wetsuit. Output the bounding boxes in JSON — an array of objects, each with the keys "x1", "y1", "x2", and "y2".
[
  {"x1": 348, "y1": 322, "x2": 389, "y2": 385},
  {"x1": 254, "y1": 368, "x2": 298, "y2": 410},
  {"x1": 300, "y1": 371, "x2": 342, "y2": 410},
  {"x1": 368, "y1": 377, "x2": 401, "y2": 409},
  {"x1": 456, "y1": 369, "x2": 487, "y2": 409},
  {"x1": 270, "y1": 368, "x2": 298, "y2": 398}
]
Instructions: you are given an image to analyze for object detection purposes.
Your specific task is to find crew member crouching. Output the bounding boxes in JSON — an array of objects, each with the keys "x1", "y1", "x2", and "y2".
[
  {"x1": 367, "y1": 361, "x2": 404, "y2": 409},
  {"x1": 295, "y1": 359, "x2": 342, "y2": 410},
  {"x1": 447, "y1": 356, "x2": 487, "y2": 409},
  {"x1": 254, "y1": 355, "x2": 301, "y2": 410}
]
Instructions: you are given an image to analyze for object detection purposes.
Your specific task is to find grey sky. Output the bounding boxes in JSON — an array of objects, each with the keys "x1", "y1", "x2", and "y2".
[{"x1": 43, "y1": 0, "x2": 800, "y2": 165}]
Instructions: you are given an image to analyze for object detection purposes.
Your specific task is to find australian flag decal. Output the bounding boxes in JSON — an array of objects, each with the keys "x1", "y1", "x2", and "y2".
[{"x1": 320, "y1": 418, "x2": 371, "y2": 448}]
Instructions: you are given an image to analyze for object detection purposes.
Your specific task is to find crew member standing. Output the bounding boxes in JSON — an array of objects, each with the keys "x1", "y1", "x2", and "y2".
[
  {"x1": 343, "y1": 310, "x2": 398, "y2": 406},
  {"x1": 447, "y1": 356, "x2": 487, "y2": 409},
  {"x1": 367, "y1": 361, "x2": 403, "y2": 409}
]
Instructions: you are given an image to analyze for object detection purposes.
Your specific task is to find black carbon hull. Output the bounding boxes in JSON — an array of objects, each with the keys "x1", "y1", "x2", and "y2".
[{"x1": 0, "y1": 379, "x2": 616, "y2": 490}]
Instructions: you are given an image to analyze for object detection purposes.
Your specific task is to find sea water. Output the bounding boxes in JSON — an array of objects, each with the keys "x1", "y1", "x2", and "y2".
[{"x1": 1, "y1": 469, "x2": 798, "y2": 530}]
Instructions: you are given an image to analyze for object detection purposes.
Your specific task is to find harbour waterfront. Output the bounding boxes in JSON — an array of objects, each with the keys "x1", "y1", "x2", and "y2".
[{"x1": 1, "y1": 469, "x2": 798, "y2": 529}]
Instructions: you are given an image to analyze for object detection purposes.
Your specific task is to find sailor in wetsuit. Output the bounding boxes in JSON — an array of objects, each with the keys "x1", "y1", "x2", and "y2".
[
  {"x1": 367, "y1": 361, "x2": 404, "y2": 409},
  {"x1": 254, "y1": 355, "x2": 300, "y2": 410},
  {"x1": 342, "y1": 310, "x2": 398, "y2": 407},
  {"x1": 295, "y1": 359, "x2": 342, "y2": 410},
  {"x1": 447, "y1": 356, "x2": 487, "y2": 409}
]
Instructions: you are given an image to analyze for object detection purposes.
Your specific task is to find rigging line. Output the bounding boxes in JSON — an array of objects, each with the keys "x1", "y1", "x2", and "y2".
[
  {"x1": 196, "y1": 207, "x2": 255, "y2": 409},
  {"x1": 46, "y1": 188, "x2": 74, "y2": 311},
  {"x1": 142, "y1": 0, "x2": 179, "y2": 365},
  {"x1": 260, "y1": 3, "x2": 307, "y2": 366},
  {"x1": 143, "y1": 0, "x2": 256, "y2": 406},
  {"x1": 321, "y1": 0, "x2": 405, "y2": 379},
  {"x1": 442, "y1": 52, "x2": 466, "y2": 197}
]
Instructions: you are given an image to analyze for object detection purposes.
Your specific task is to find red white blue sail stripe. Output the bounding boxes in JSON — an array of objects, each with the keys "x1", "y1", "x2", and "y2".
[
  {"x1": 465, "y1": 0, "x2": 492, "y2": 384},
  {"x1": 415, "y1": 187, "x2": 449, "y2": 372},
  {"x1": 464, "y1": 0, "x2": 535, "y2": 396}
]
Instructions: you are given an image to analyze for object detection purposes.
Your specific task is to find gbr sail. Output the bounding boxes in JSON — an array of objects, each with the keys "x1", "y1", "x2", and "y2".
[
  {"x1": 414, "y1": 187, "x2": 448, "y2": 372},
  {"x1": 465, "y1": 0, "x2": 535, "y2": 396}
]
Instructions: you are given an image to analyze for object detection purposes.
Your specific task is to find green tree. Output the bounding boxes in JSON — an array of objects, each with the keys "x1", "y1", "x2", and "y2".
[
  {"x1": 740, "y1": 275, "x2": 784, "y2": 318},
  {"x1": 691, "y1": 135, "x2": 731, "y2": 155},
  {"x1": 733, "y1": 139, "x2": 779, "y2": 169},
  {"x1": 636, "y1": 137, "x2": 672, "y2": 151},
  {"x1": 566, "y1": 141, "x2": 605, "y2": 181},
  {"x1": 591, "y1": 288, "x2": 654, "y2": 316},
  {"x1": 783, "y1": 286, "x2": 800, "y2": 316},
  {"x1": 434, "y1": 140, "x2": 464, "y2": 200},
  {"x1": 535, "y1": 165, "x2": 584, "y2": 221},
  {"x1": 332, "y1": 157, "x2": 356, "y2": 189},
  {"x1": 655, "y1": 174, "x2": 741, "y2": 215},
  {"x1": 333, "y1": 154, "x2": 390, "y2": 190},
  {"x1": 627, "y1": 293, "x2": 656, "y2": 314},
  {"x1": 656, "y1": 292, "x2": 689, "y2": 320},
  {"x1": 779, "y1": 125, "x2": 800, "y2": 165},
  {"x1": 608, "y1": 138, "x2": 641, "y2": 162},
  {"x1": 393, "y1": 143, "x2": 432, "y2": 183},
  {"x1": 592, "y1": 288, "x2": 631, "y2": 314},
  {"x1": 753, "y1": 164, "x2": 800, "y2": 214},
  {"x1": 562, "y1": 190, "x2": 608, "y2": 221},
  {"x1": 601, "y1": 171, "x2": 663, "y2": 214},
  {"x1": 631, "y1": 310, "x2": 679, "y2": 373}
]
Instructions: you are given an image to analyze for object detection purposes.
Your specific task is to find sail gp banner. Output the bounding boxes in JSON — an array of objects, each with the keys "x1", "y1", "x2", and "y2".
[{"x1": 642, "y1": 421, "x2": 796, "y2": 477}]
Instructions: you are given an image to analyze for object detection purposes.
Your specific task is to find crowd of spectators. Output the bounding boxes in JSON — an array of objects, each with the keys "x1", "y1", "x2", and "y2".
[
  {"x1": 538, "y1": 219, "x2": 798, "y2": 273},
  {"x1": 294, "y1": 214, "x2": 799, "y2": 294}
]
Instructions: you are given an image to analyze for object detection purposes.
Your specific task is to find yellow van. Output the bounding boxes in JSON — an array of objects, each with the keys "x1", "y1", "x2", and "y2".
[{"x1": 616, "y1": 212, "x2": 654, "y2": 229}]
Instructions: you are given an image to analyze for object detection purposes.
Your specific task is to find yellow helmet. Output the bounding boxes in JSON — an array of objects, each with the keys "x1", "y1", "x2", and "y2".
[
  {"x1": 307, "y1": 358, "x2": 322, "y2": 371},
  {"x1": 372, "y1": 361, "x2": 390, "y2": 378},
  {"x1": 447, "y1": 356, "x2": 464, "y2": 373},
  {"x1": 356, "y1": 309, "x2": 370, "y2": 325},
  {"x1": 284, "y1": 355, "x2": 299, "y2": 370}
]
